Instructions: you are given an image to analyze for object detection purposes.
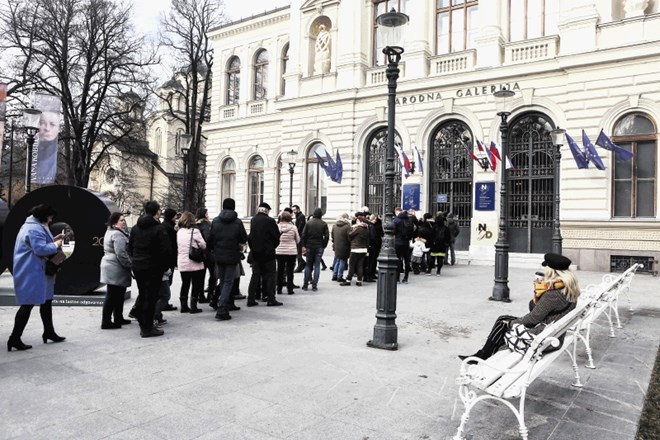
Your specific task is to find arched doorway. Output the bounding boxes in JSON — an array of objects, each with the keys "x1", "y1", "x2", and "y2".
[
  {"x1": 428, "y1": 120, "x2": 473, "y2": 249},
  {"x1": 507, "y1": 112, "x2": 557, "y2": 253},
  {"x1": 364, "y1": 128, "x2": 402, "y2": 216}
]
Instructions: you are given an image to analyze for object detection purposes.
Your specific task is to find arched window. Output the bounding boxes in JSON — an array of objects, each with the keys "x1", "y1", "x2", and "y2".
[
  {"x1": 226, "y1": 56, "x2": 240, "y2": 105},
  {"x1": 221, "y1": 158, "x2": 236, "y2": 203},
  {"x1": 247, "y1": 155, "x2": 265, "y2": 215},
  {"x1": 364, "y1": 128, "x2": 402, "y2": 216},
  {"x1": 154, "y1": 127, "x2": 162, "y2": 155},
  {"x1": 254, "y1": 50, "x2": 268, "y2": 100},
  {"x1": 281, "y1": 43, "x2": 289, "y2": 96},
  {"x1": 306, "y1": 143, "x2": 329, "y2": 214},
  {"x1": 373, "y1": 0, "x2": 409, "y2": 65},
  {"x1": 612, "y1": 113, "x2": 657, "y2": 218},
  {"x1": 436, "y1": 0, "x2": 478, "y2": 55},
  {"x1": 509, "y1": 0, "x2": 559, "y2": 42},
  {"x1": 174, "y1": 128, "x2": 184, "y2": 155}
]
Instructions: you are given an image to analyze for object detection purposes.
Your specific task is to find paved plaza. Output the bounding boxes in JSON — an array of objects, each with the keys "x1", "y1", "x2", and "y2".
[{"x1": 0, "y1": 261, "x2": 658, "y2": 440}]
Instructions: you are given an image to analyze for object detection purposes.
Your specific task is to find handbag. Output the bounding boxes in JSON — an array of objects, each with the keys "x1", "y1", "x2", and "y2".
[
  {"x1": 45, "y1": 248, "x2": 67, "y2": 276},
  {"x1": 504, "y1": 323, "x2": 534, "y2": 354},
  {"x1": 188, "y1": 229, "x2": 206, "y2": 262}
]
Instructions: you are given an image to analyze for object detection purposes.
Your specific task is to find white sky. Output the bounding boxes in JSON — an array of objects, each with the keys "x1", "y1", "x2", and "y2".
[{"x1": 132, "y1": 0, "x2": 291, "y2": 36}]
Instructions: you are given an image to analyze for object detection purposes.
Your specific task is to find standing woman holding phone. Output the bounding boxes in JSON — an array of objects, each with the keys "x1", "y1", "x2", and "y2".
[{"x1": 7, "y1": 204, "x2": 66, "y2": 351}]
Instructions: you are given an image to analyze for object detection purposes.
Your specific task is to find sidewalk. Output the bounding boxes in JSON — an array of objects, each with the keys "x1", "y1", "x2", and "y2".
[{"x1": 0, "y1": 262, "x2": 658, "y2": 440}]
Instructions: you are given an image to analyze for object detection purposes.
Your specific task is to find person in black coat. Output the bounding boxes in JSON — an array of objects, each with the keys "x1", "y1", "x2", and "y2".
[
  {"x1": 128, "y1": 200, "x2": 173, "y2": 337},
  {"x1": 195, "y1": 208, "x2": 214, "y2": 302},
  {"x1": 248, "y1": 202, "x2": 282, "y2": 307},
  {"x1": 393, "y1": 208, "x2": 414, "y2": 283},
  {"x1": 207, "y1": 198, "x2": 248, "y2": 320},
  {"x1": 427, "y1": 212, "x2": 451, "y2": 276},
  {"x1": 293, "y1": 205, "x2": 306, "y2": 272},
  {"x1": 152, "y1": 208, "x2": 178, "y2": 323}
]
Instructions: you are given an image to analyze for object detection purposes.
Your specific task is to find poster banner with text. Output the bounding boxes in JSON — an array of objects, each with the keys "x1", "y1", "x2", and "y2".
[{"x1": 32, "y1": 93, "x2": 61, "y2": 185}]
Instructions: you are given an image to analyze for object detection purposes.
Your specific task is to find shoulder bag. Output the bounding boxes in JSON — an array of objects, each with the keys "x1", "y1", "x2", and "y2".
[{"x1": 188, "y1": 229, "x2": 206, "y2": 262}]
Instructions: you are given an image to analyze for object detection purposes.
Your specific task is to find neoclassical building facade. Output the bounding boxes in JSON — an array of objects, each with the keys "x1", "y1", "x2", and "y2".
[{"x1": 203, "y1": 0, "x2": 660, "y2": 272}]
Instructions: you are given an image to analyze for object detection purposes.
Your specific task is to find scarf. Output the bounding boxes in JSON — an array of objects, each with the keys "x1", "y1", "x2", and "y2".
[{"x1": 533, "y1": 280, "x2": 566, "y2": 304}]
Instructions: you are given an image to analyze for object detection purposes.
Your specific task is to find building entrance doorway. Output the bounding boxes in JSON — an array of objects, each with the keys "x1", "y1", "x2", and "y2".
[
  {"x1": 428, "y1": 120, "x2": 473, "y2": 249},
  {"x1": 507, "y1": 112, "x2": 557, "y2": 253}
]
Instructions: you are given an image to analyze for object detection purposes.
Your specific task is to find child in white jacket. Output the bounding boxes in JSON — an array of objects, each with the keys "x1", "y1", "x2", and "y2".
[{"x1": 410, "y1": 236, "x2": 429, "y2": 275}]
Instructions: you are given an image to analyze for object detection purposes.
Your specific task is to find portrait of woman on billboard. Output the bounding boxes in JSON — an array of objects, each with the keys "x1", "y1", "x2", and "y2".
[{"x1": 32, "y1": 93, "x2": 61, "y2": 185}]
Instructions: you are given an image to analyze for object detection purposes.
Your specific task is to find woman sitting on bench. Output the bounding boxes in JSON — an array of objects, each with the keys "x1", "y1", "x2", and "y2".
[{"x1": 459, "y1": 253, "x2": 581, "y2": 362}]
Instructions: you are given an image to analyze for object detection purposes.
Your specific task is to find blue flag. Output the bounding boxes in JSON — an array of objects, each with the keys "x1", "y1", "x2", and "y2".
[
  {"x1": 334, "y1": 149, "x2": 343, "y2": 184},
  {"x1": 595, "y1": 129, "x2": 635, "y2": 161},
  {"x1": 565, "y1": 132, "x2": 589, "y2": 169},
  {"x1": 582, "y1": 130, "x2": 606, "y2": 170}
]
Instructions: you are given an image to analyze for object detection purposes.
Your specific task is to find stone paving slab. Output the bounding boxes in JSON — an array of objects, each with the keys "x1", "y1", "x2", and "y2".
[{"x1": 0, "y1": 263, "x2": 658, "y2": 440}]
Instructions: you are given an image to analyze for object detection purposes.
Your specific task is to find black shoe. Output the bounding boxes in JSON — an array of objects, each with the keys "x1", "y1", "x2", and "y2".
[
  {"x1": 267, "y1": 300, "x2": 283, "y2": 306},
  {"x1": 163, "y1": 304, "x2": 178, "y2": 312},
  {"x1": 189, "y1": 308, "x2": 203, "y2": 314},
  {"x1": 356, "y1": 282, "x2": 362, "y2": 287},
  {"x1": 331, "y1": 277, "x2": 337, "y2": 281},
  {"x1": 336, "y1": 278, "x2": 346, "y2": 283},
  {"x1": 246, "y1": 301, "x2": 259, "y2": 307},
  {"x1": 287, "y1": 291, "x2": 295, "y2": 295},
  {"x1": 128, "y1": 308, "x2": 139, "y2": 319},
  {"x1": 101, "y1": 321, "x2": 122, "y2": 330},
  {"x1": 140, "y1": 328, "x2": 164, "y2": 337},
  {"x1": 301, "y1": 285, "x2": 309, "y2": 291},
  {"x1": 198, "y1": 297, "x2": 209, "y2": 303},
  {"x1": 234, "y1": 294, "x2": 247, "y2": 300},
  {"x1": 215, "y1": 313, "x2": 231, "y2": 321},
  {"x1": 227, "y1": 304, "x2": 241, "y2": 311},
  {"x1": 42, "y1": 333, "x2": 66, "y2": 343},
  {"x1": 339, "y1": 281, "x2": 351, "y2": 286},
  {"x1": 116, "y1": 318, "x2": 132, "y2": 325},
  {"x1": 292, "y1": 284, "x2": 301, "y2": 289},
  {"x1": 312, "y1": 286, "x2": 318, "y2": 292},
  {"x1": 154, "y1": 319, "x2": 167, "y2": 328},
  {"x1": 209, "y1": 302, "x2": 218, "y2": 310},
  {"x1": 294, "y1": 268, "x2": 304, "y2": 273},
  {"x1": 7, "y1": 337, "x2": 32, "y2": 352},
  {"x1": 180, "y1": 306, "x2": 191, "y2": 313}
]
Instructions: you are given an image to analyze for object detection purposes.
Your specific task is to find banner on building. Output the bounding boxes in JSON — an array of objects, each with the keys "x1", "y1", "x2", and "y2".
[
  {"x1": 31, "y1": 93, "x2": 61, "y2": 185},
  {"x1": 0, "y1": 83, "x2": 6, "y2": 170}
]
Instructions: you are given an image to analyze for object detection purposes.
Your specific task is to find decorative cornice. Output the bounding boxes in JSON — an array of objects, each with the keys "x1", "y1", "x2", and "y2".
[{"x1": 211, "y1": 11, "x2": 290, "y2": 40}]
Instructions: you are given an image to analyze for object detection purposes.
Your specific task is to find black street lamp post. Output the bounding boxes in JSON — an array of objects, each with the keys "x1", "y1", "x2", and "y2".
[
  {"x1": 180, "y1": 133, "x2": 193, "y2": 211},
  {"x1": 367, "y1": 8, "x2": 408, "y2": 351},
  {"x1": 22, "y1": 108, "x2": 42, "y2": 194},
  {"x1": 550, "y1": 127, "x2": 566, "y2": 255},
  {"x1": 287, "y1": 149, "x2": 296, "y2": 208},
  {"x1": 490, "y1": 89, "x2": 515, "y2": 302}
]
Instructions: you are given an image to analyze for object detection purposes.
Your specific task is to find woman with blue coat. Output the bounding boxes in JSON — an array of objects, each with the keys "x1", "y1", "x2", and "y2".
[{"x1": 8, "y1": 204, "x2": 66, "y2": 351}]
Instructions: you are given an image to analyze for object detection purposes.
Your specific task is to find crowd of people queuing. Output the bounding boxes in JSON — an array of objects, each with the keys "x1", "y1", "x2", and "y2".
[{"x1": 6, "y1": 199, "x2": 462, "y2": 346}]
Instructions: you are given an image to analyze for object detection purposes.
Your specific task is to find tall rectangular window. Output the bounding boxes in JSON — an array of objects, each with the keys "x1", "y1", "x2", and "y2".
[
  {"x1": 509, "y1": 0, "x2": 559, "y2": 42},
  {"x1": 373, "y1": 0, "x2": 409, "y2": 65},
  {"x1": 436, "y1": 0, "x2": 478, "y2": 55}
]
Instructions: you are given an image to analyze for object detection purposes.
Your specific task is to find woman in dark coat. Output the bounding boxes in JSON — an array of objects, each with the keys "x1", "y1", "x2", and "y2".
[
  {"x1": 427, "y1": 213, "x2": 450, "y2": 276},
  {"x1": 99, "y1": 212, "x2": 132, "y2": 329},
  {"x1": 459, "y1": 253, "x2": 580, "y2": 361},
  {"x1": 331, "y1": 214, "x2": 351, "y2": 282},
  {"x1": 8, "y1": 204, "x2": 65, "y2": 351}
]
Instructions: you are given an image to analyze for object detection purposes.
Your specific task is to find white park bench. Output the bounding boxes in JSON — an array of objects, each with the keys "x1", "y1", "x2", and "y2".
[
  {"x1": 452, "y1": 267, "x2": 639, "y2": 440},
  {"x1": 575, "y1": 263, "x2": 643, "y2": 368}
]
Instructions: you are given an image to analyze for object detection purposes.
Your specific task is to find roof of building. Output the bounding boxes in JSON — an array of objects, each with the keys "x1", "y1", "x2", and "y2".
[{"x1": 210, "y1": 5, "x2": 290, "y2": 32}]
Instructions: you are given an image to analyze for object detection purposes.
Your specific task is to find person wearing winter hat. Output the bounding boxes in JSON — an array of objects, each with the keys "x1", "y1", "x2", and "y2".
[
  {"x1": 458, "y1": 253, "x2": 580, "y2": 362},
  {"x1": 300, "y1": 208, "x2": 329, "y2": 291},
  {"x1": 247, "y1": 202, "x2": 282, "y2": 306},
  {"x1": 207, "y1": 198, "x2": 248, "y2": 320}
]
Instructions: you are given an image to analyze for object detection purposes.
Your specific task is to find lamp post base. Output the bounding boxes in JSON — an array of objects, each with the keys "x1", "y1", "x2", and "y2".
[{"x1": 367, "y1": 329, "x2": 399, "y2": 351}]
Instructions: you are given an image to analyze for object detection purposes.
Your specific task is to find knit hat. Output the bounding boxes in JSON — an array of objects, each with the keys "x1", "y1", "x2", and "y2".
[
  {"x1": 222, "y1": 198, "x2": 236, "y2": 210},
  {"x1": 542, "y1": 253, "x2": 571, "y2": 271}
]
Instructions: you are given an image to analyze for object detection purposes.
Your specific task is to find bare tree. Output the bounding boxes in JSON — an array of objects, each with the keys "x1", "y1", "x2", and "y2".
[
  {"x1": 0, "y1": 0, "x2": 158, "y2": 188},
  {"x1": 160, "y1": 0, "x2": 225, "y2": 211}
]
